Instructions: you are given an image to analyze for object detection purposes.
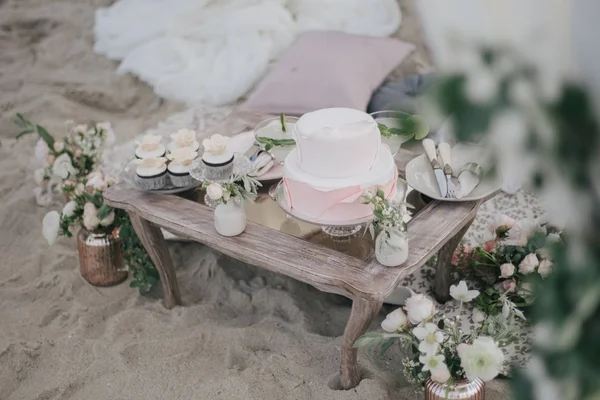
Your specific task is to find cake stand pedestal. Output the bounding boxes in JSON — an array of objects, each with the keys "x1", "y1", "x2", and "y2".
[{"x1": 273, "y1": 182, "x2": 373, "y2": 240}]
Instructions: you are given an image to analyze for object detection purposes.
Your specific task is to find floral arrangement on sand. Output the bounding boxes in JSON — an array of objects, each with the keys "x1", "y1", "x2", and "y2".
[
  {"x1": 15, "y1": 114, "x2": 115, "y2": 206},
  {"x1": 452, "y1": 214, "x2": 564, "y2": 316},
  {"x1": 17, "y1": 115, "x2": 160, "y2": 293},
  {"x1": 42, "y1": 172, "x2": 118, "y2": 243},
  {"x1": 355, "y1": 281, "x2": 519, "y2": 392}
]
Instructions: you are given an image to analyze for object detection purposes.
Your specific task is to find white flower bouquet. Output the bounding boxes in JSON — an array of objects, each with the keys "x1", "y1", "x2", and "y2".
[
  {"x1": 42, "y1": 172, "x2": 118, "y2": 245},
  {"x1": 202, "y1": 174, "x2": 261, "y2": 204},
  {"x1": 355, "y1": 281, "x2": 519, "y2": 391},
  {"x1": 15, "y1": 114, "x2": 115, "y2": 206},
  {"x1": 362, "y1": 188, "x2": 412, "y2": 238}
]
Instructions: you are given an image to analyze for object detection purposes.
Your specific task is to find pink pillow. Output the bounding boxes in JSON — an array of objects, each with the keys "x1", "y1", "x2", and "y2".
[{"x1": 242, "y1": 31, "x2": 415, "y2": 115}]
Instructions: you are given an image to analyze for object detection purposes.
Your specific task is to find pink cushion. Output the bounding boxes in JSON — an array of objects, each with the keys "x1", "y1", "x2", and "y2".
[{"x1": 242, "y1": 31, "x2": 415, "y2": 116}]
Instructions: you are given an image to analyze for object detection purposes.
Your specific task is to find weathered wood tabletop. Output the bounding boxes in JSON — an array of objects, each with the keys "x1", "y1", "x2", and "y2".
[{"x1": 103, "y1": 110, "x2": 481, "y2": 390}]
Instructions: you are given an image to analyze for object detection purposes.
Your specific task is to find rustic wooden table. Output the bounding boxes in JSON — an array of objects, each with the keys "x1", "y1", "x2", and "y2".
[{"x1": 103, "y1": 111, "x2": 481, "y2": 390}]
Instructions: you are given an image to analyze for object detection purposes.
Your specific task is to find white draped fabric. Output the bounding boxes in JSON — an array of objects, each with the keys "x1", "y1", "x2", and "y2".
[{"x1": 94, "y1": 0, "x2": 401, "y2": 105}]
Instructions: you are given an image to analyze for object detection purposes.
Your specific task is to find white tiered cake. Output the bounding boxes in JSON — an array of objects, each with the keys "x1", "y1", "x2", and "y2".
[{"x1": 282, "y1": 108, "x2": 398, "y2": 223}]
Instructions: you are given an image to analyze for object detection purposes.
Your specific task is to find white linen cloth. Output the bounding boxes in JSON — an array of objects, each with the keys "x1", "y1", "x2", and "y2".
[{"x1": 94, "y1": 0, "x2": 401, "y2": 105}]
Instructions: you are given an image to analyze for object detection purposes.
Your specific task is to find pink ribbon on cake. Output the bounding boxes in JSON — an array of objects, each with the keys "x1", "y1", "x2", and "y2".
[{"x1": 283, "y1": 166, "x2": 398, "y2": 219}]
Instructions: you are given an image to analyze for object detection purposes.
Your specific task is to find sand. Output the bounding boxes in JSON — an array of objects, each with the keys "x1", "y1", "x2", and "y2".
[{"x1": 0, "y1": 0, "x2": 512, "y2": 399}]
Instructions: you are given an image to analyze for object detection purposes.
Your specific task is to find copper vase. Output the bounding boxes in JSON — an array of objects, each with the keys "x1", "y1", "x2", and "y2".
[
  {"x1": 77, "y1": 228, "x2": 127, "y2": 286},
  {"x1": 424, "y1": 378, "x2": 485, "y2": 400}
]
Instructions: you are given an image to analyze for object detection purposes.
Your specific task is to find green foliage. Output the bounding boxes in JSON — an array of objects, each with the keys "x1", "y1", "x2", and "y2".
[
  {"x1": 427, "y1": 45, "x2": 600, "y2": 399},
  {"x1": 255, "y1": 136, "x2": 296, "y2": 152},
  {"x1": 115, "y1": 210, "x2": 159, "y2": 294},
  {"x1": 14, "y1": 113, "x2": 55, "y2": 148},
  {"x1": 377, "y1": 114, "x2": 430, "y2": 140}
]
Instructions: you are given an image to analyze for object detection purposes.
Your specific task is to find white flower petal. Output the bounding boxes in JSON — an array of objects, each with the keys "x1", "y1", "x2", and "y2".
[{"x1": 42, "y1": 211, "x2": 61, "y2": 245}]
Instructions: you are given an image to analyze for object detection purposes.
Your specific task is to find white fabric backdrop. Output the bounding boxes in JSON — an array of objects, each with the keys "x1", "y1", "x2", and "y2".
[{"x1": 94, "y1": 0, "x2": 402, "y2": 105}]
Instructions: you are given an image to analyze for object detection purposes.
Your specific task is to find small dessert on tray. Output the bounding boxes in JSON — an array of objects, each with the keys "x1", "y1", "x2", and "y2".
[
  {"x1": 202, "y1": 134, "x2": 234, "y2": 180},
  {"x1": 168, "y1": 129, "x2": 200, "y2": 153},
  {"x1": 135, "y1": 157, "x2": 168, "y2": 190},
  {"x1": 167, "y1": 147, "x2": 198, "y2": 187},
  {"x1": 135, "y1": 134, "x2": 166, "y2": 159}
]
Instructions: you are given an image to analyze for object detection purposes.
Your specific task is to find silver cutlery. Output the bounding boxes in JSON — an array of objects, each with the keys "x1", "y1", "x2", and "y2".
[
  {"x1": 438, "y1": 142, "x2": 457, "y2": 199},
  {"x1": 422, "y1": 138, "x2": 448, "y2": 198}
]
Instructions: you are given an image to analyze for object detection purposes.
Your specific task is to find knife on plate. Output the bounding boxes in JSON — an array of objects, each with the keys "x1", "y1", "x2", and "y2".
[{"x1": 422, "y1": 139, "x2": 447, "y2": 197}]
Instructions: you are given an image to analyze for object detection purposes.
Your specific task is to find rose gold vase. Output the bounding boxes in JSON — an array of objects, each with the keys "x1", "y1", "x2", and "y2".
[
  {"x1": 77, "y1": 228, "x2": 127, "y2": 286},
  {"x1": 424, "y1": 378, "x2": 485, "y2": 400}
]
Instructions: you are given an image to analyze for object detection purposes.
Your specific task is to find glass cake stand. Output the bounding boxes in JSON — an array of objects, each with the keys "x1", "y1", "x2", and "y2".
[
  {"x1": 273, "y1": 181, "x2": 373, "y2": 238},
  {"x1": 253, "y1": 116, "x2": 299, "y2": 199}
]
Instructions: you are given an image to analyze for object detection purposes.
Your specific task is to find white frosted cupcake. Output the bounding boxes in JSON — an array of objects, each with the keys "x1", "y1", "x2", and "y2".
[
  {"x1": 201, "y1": 134, "x2": 234, "y2": 180},
  {"x1": 135, "y1": 134, "x2": 166, "y2": 159},
  {"x1": 135, "y1": 157, "x2": 168, "y2": 190},
  {"x1": 167, "y1": 147, "x2": 198, "y2": 187},
  {"x1": 168, "y1": 129, "x2": 200, "y2": 153}
]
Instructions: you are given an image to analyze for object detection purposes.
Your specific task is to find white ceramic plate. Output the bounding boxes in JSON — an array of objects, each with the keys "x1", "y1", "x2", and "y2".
[
  {"x1": 229, "y1": 131, "x2": 283, "y2": 181},
  {"x1": 405, "y1": 144, "x2": 502, "y2": 202}
]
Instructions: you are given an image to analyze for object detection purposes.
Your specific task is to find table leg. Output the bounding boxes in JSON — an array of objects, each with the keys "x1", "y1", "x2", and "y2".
[
  {"x1": 434, "y1": 217, "x2": 475, "y2": 303},
  {"x1": 129, "y1": 212, "x2": 182, "y2": 309},
  {"x1": 339, "y1": 297, "x2": 382, "y2": 390}
]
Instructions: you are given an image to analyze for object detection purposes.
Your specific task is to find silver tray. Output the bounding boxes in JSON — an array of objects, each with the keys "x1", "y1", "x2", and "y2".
[{"x1": 122, "y1": 160, "x2": 200, "y2": 194}]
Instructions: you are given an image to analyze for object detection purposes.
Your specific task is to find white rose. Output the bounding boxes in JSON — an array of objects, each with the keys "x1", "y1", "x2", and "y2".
[
  {"x1": 72, "y1": 124, "x2": 88, "y2": 134},
  {"x1": 537, "y1": 247, "x2": 551, "y2": 260},
  {"x1": 381, "y1": 308, "x2": 408, "y2": 333},
  {"x1": 404, "y1": 294, "x2": 435, "y2": 325},
  {"x1": 53, "y1": 141, "x2": 65, "y2": 152},
  {"x1": 430, "y1": 362, "x2": 451, "y2": 384},
  {"x1": 459, "y1": 336, "x2": 505, "y2": 382},
  {"x1": 206, "y1": 183, "x2": 224, "y2": 200},
  {"x1": 34, "y1": 139, "x2": 49, "y2": 167},
  {"x1": 538, "y1": 259, "x2": 553, "y2": 278},
  {"x1": 96, "y1": 122, "x2": 116, "y2": 147},
  {"x1": 52, "y1": 153, "x2": 77, "y2": 179},
  {"x1": 450, "y1": 280, "x2": 480, "y2": 303},
  {"x1": 518, "y1": 253, "x2": 539, "y2": 275},
  {"x1": 83, "y1": 202, "x2": 99, "y2": 230},
  {"x1": 171, "y1": 129, "x2": 197, "y2": 147},
  {"x1": 86, "y1": 171, "x2": 107, "y2": 191},
  {"x1": 488, "y1": 214, "x2": 515, "y2": 233},
  {"x1": 499, "y1": 263, "x2": 515, "y2": 279},
  {"x1": 546, "y1": 233, "x2": 561, "y2": 244},
  {"x1": 42, "y1": 211, "x2": 61, "y2": 245},
  {"x1": 62, "y1": 201, "x2": 77, "y2": 217},
  {"x1": 100, "y1": 211, "x2": 115, "y2": 227},
  {"x1": 505, "y1": 218, "x2": 546, "y2": 246},
  {"x1": 34, "y1": 168, "x2": 46, "y2": 185},
  {"x1": 472, "y1": 309, "x2": 487, "y2": 323}
]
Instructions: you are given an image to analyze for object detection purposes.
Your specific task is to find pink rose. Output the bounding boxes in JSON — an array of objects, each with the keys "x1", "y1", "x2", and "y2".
[
  {"x1": 483, "y1": 240, "x2": 496, "y2": 252},
  {"x1": 47, "y1": 155, "x2": 56, "y2": 165},
  {"x1": 502, "y1": 279, "x2": 517, "y2": 293},
  {"x1": 74, "y1": 149, "x2": 82, "y2": 157}
]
